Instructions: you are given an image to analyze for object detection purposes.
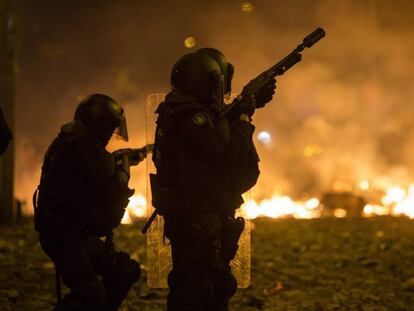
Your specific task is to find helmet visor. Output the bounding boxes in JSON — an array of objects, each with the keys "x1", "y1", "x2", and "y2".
[
  {"x1": 217, "y1": 74, "x2": 225, "y2": 105},
  {"x1": 114, "y1": 110, "x2": 129, "y2": 141},
  {"x1": 225, "y1": 63, "x2": 234, "y2": 97}
]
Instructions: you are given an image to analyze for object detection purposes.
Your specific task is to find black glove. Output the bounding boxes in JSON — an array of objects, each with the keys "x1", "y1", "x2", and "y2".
[
  {"x1": 238, "y1": 78, "x2": 277, "y2": 117},
  {"x1": 112, "y1": 151, "x2": 131, "y2": 181},
  {"x1": 237, "y1": 94, "x2": 256, "y2": 118},
  {"x1": 114, "y1": 251, "x2": 141, "y2": 283},
  {"x1": 255, "y1": 78, "x2": 276, "y2": 108}
]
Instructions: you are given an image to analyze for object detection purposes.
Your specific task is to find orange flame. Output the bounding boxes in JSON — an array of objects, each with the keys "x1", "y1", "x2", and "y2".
[{"x1": 121, "y1": 181, "x2": 414, "y2": 224}]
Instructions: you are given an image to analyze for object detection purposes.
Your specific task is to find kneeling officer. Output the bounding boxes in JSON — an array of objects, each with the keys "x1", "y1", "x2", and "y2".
[{"x1": 34, "y1": 94, "x2": 141, "y2": 310}]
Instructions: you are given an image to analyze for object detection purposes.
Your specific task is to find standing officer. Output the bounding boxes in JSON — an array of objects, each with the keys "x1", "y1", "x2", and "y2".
[
  {"x1": 34, "y1": 94, "x2": 141, "y2": 310},
  {"x1": 0, "y1": 106, "x2": 12, "y2": 155},
  {"x1": 151, "y1": 49, "x2": 275, "y2": 310}
]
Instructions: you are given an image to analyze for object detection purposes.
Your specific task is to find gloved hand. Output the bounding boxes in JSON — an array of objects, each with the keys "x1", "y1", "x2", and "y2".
[
  {"x1": 112, "y1": 151, "x2": 131, "y2": 181},
  {"x1": 114, "y1": 251, "x2": 141, "y2": 283},
  {"x1": 255, "y1": 78, "x2": 276, "y2": 108},
  {"x1": 238, "y1": 77, "x2": 277, "y2": 117},
  {"x1": 237, "y1": 93, "x2": 256, "y2": 118}
]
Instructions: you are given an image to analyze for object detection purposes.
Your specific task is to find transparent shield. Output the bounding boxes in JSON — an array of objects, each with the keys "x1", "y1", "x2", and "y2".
[{"x1": 146, "y1": 93, "x2": 251, "y2": 288}]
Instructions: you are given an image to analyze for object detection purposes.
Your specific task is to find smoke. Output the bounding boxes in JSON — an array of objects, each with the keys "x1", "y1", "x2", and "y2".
[{"x1": 12, "y1": 0, "x2": 414, "y2": 212}]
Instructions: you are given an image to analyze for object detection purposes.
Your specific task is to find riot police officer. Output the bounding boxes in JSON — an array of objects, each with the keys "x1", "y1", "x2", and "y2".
[
  {"x1": 0, "y1": 106, "x2": 12, "y2": 156},
  {"x1": 151, "y1": 49, "x2": 275, "y2": 311},
  {"x1": 35, "y1": 94, "x2": 140, "y2": 310}
]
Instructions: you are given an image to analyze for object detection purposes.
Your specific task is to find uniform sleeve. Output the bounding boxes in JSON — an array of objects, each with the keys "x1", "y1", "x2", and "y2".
[
  {"x1": 69, "y1": 138, "x2": 133, "y2": 235},
  {"x1": 224, "y1": 119, "x2": 260, "y2": 194}
]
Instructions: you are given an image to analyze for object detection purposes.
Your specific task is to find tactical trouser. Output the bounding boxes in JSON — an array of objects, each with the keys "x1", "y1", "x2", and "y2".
[
  {"x1": 165, "y1": 219, "x2": 237, "y2": 311},
  {"x1": 38, "y1": 221, "x2": 140, "y2": 311}
]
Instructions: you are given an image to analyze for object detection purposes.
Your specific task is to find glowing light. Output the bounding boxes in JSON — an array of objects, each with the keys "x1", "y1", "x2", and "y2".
[
  {"x1": 184, "y1": 36, "x2": 196, "y2": 48},
  {"x1": 305, "y1": 198, "x2": 320, "y2": 209},
  {"x1": 257, "y1": 131, "x2": 271, "y2": 144},
  {"x1": 364, "y1": 204, "x2": 374, "y2": 214},
  {"x1": 241, "y1": 200, "x2": 260, "y2": 219},
  {"x1": 121, "y1": 194, "x2": 147, "y2": 224},
  {"x1": 382, "y1": 187, "x2": 406, "y2": 205},
  {"x1": 359, "y1": 180, "x2": 370, "y2": 191},
  {"x1": 392, "y1": 195, "x2": 414, "y2": 218},
  {"x1": 240, "y1": 195, "x2": 321, "y2": 219},
  {"x1": 241, "y1": 1, "x2": 254, "y2": 13},
  {"x1": 334, "y1": 208, "x2": 347, "y2": 218},
  {"x1": 363, "y1": 204, "x2": 389, "y2": 216},
  {"x1": 121, "y1": 180, "x2": 414, "y2": 224}
]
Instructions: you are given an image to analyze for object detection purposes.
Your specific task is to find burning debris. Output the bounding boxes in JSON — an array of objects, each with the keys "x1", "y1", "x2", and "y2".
[
  {"x1": 122, "y1": 182, "x2": 414, "y2": 224},
  {"x1": 320, "y1": 192, "x2": 366, "y2": 218}
]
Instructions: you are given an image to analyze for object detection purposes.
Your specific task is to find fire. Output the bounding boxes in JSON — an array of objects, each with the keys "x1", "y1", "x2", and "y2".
[
  {"x1": 333, "y1": 208, "x2": 347, "y2": 218},
  {"x1": 359, "y1": 180, "x2": 370, "y2": 191},
  {"x1": 362, "y1": 184, "x2": 414, "y2": 218},
  {"x1": 121, "y1": 182, "x2": 414, "y2": 224},
  {"x1": 121, "y1": 194, "x2": 147, "y2": 224},
  {"x1": 239, "y1": 197, "x2": 320, "y2": 220},
  {"x1": 382, "y1": 187, "x2": 407, "y2": 205}
]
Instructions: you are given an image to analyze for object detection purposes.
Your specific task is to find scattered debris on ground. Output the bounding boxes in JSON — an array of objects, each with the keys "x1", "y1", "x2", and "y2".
[{"x1": 1, "y1": 217, "x2": 413, "y2": 310}]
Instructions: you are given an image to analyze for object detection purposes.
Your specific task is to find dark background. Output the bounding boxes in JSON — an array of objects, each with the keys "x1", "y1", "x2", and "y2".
[{"x1": 11, "y1": 0, "x2": 414, "y2": 212}]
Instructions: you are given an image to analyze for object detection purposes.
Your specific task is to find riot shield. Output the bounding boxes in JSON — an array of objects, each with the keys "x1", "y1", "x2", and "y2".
[{"x1": 145, "y1": 93, "x2": 251, "y2": 288}]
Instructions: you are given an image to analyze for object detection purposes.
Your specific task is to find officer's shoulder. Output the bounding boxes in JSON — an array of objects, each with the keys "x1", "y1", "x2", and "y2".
[
  {"x1": 164, "y1": 91, "x2": 195, "y2": 104},
  {"x1": 60, "y1": 122, "x2": 103, "y2": 147},
  {"x1": 56, "y1": 132, "x2": 104, "y2": 157},
  {"x1": 160, "y1": 92, "x2": 209, "y2": 119},
  {"x1": 164, "y1": 92, "x2": 205, "y2": 110}
]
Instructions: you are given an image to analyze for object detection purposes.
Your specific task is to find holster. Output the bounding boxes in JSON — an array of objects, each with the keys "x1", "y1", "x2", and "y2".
[{"x1": 150, "y1": 173, "x2": 181, "y2": 216}]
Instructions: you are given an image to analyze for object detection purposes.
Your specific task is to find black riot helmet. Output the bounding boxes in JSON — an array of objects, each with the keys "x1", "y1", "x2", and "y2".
[
  {"x1": 171, "y1": 52, "x2": 224, "y2": 112},
  {"x1": 74, "y1": 94, "x2": 128, "y2": 145},
  {"x1": 0, "y1": 107, "x2": 12, "y2": 156},
  {"x1": 196, "y1": 47, "x2": 234, "y2": 96}
]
